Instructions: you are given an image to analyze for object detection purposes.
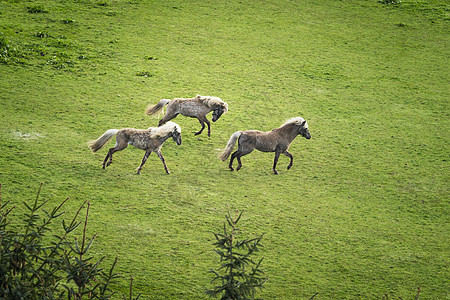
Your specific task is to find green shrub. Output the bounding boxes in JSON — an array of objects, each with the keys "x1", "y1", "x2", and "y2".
[
  {"x1": 35, "y1": 31, "x2": 50, "y2": 38},
  {"x1": 206, "y1": 210, "x2": 267, "y2": 300},
  {"x1": 136, "y1": 71, "x2": 154, "y2": 77},
  {"x1": 0, "y1": 183, "x2": 139, "y2": 299},
  {"x1": 378, "y1": 0, "x2": 402, "y2": 5},
  {"x1": 61, "y1": 19, "x2": 75, "y2": 24},
  {"x1": 0, "y1": 36, "x2": 27, "y2": 64},
  {"x1": 27, "y1": 5, "x2": 47, "y2": 13},
  {"x1": 0, "y1": 35, "x2": 8, "y2": 48}
]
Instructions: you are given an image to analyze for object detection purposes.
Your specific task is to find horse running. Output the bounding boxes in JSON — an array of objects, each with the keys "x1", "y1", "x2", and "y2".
[
  {"x1": 219, "y1": 117, "x2": 311, "y2": 174},
  {"x1": 88, "y1": 122, "x2": 182, "y2": 174},
  {"x1": 145, "y1": 95, "x2": 228, "y2": 137}
]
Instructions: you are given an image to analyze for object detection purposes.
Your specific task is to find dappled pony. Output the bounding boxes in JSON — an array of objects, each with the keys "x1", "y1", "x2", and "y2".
[
  {"x1": 219, "y1": 117, "x2": 311, "y2": 174},
  {"x1": 88, "y1": 122, "x2": 182, "y2": 174},
  {"x1": 146, "y1": 95, "x2": 228, "y2": 137}
]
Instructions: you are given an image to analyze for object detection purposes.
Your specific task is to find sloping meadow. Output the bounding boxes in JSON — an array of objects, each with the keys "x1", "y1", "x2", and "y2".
[{"x1": 0, "y1": 0, "x2": 448, "y2": 298}]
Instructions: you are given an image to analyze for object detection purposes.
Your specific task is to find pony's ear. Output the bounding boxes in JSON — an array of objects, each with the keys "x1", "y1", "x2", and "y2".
[{"x1": 301, "y1": 120, "x2": 306, "y2": 127}]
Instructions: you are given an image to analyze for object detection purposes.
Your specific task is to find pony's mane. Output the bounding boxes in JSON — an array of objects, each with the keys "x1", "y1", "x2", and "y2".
[
  {"x1": 281, "y1": 117, "x2": 308, "y2": 128},
  {"x1": 196, "y1": 95, "x2": 228, "y2": 112},
  {"x1": 149, "y1": 121, "x2": 181, "y2": 137}
]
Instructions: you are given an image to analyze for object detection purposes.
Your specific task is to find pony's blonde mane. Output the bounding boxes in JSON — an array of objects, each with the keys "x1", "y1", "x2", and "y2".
[
  {"x1": 149, "y1": 121, "x2": 181, "y2": 137},
  {"x1": 195, "y1": 95, "x2": 228, "y2": 112},
  {"x1": 281, "y1": 117, "x2": 308, "y2": 128}
]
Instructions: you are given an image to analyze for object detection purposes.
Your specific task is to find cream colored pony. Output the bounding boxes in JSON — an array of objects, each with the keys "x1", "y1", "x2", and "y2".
[
  {"x1": 88, "y1": 122, "x2": 181, "y2": 174},
  {"x1": 146, "y1": 95, "x2": 228, "y2": 137}
]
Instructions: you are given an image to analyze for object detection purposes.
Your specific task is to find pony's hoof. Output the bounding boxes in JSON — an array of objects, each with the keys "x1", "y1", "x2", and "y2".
[
  {"x1": 273, "y1": 170, "x2": 279, "y2": 175},
  {"x1": 287, "y1": 165, "x2": 292, "y2": 170}
]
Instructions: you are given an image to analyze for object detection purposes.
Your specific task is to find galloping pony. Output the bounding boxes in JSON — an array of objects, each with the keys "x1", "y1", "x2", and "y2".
[
  {"x1": 88, "y1": 122, "x2": 182, "y2": 174},
  {"x1": 145, "y1": 95, "x2": 228, "y2": 137},
  {"x1": 219, "y1": 117, "x2": 311, "y2": 174}
]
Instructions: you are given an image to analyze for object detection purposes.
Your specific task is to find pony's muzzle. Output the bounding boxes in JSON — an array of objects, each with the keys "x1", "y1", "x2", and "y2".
[{"x1": 212, "y1": 110, "x2": 223, "y2": 122}]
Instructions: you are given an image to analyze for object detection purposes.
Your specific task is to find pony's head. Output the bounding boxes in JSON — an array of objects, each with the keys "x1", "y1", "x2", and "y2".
[
  {"x1": 196, "y1": 95, "x2": 228, "y2": 122},
  {"x1": 152, "y1": 121, "x2": 182, "y2": 145},
  {"x1": 283, "y1": 117, "x2": 311, "y2": 139},
  {"x1": 168, "y1": 122, "x2": 182, "y2": 145},
  {"x1": 299, "y1": 121, "x2": 311, "y2": 139},
  {"x1": 212, "y1": 102, "x2": 228, "y2": 122}
]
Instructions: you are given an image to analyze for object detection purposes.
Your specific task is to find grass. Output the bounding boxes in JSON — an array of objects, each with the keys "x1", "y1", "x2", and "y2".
[{"x1": 0, "y1": 0, "x2": 449, "y2": 298}]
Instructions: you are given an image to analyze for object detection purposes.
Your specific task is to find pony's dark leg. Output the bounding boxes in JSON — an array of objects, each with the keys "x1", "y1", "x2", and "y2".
[
  {"x1": 136, "y1": 151, "x2": 151, "y2": 175},
  {"x1": 229, "y1": 151, "x2": 238, "y2": 171},
  {"x1": 230, "y1": 149, "x2": 253, "y2": 171},
  {"x1": 156, "y1": 150, "x2": 170, "y2": 174},
  {"x1": 236, "y1": 155, "x2": 243, "y2": 171},
  {"x1": 103, "y1": 143, "x2": 128, "y2": 169},
  {"x1": 283, "y1": 150, "x2": 294, "y2": 170},
  {"x1": 195, "y1": 115, "x2": 210, "y2": 136},
  {"x1": 158, "y1": 113, "x2": 178, "y2": 126},
  {"x1": 103, "y1": 148, "x2": 116, "y2": 168},
  {"x1": 205, "y1": 118, "x2": 211, "y2": 137},
  {"x1": 230, "y1": 136, "x2": 254, "y2": 171},
  {"x1": 102, "y1": 151, "x2": 111, "y2": 169},
  {"x1": 272, "y1": 150, "x2": 283, "y2": 175},
  {"x1": 195, "y1": 118, "x2": 205, "y2": 136},
  {"x1": 229, "y1": 151, "x2": 244, "y2": 171}
]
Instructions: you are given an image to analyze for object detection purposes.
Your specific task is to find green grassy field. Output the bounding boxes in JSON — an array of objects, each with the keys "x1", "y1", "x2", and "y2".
[{"x1": 1, "y1": 0, "x2": 448, "y2": 298}]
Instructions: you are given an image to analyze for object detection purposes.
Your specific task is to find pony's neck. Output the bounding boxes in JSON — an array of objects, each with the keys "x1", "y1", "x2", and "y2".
[
  {"x1": 159, "y1": 134, "x2": 171, "y2": 143},
  {"x1": 277, "y1": 124, "x2": 299, "y2": 140}
]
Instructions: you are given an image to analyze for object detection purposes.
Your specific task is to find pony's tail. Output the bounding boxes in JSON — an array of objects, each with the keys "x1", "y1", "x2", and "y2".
[
  {"x1": 219, "y1": 131, "x2": 242, "y2": 161},
  {"x1": 145, "y1": 99, "x2": 171, "y2": 116},
  {"x1": 88, "y1": 129, "x2": 119, "y2": 152}
]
